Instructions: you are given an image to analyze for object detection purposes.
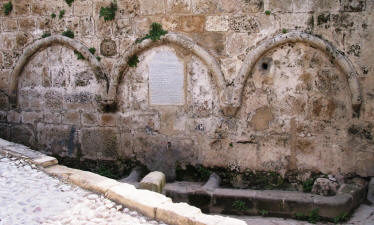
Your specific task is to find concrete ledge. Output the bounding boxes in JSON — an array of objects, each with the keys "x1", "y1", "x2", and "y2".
[
  {"x1": 0, "y1": 138, "x2": 246, "y2": 225},
  {"x1": 106, "y1": 184, "x2": 172, "y2": 219}
]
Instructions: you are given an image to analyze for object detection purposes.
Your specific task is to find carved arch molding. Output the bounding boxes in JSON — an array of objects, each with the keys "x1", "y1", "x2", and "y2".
[{"x1": 9, "y1": 32, "x2": 362, "y2": 116}]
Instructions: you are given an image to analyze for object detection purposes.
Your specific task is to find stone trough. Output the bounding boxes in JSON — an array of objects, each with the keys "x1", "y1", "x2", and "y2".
[{"x1": 163, "y1": 176, "x2": 367, "y2": 221}]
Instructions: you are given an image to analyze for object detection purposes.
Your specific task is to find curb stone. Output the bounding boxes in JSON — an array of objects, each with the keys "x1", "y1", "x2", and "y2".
[{"x1": 0, "y1": 138, "x2": 246, "y2": 225}]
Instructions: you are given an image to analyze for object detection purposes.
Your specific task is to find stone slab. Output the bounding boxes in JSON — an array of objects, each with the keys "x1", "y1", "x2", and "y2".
[
  {"x1": 32, "y1": 156, "x2": 58, "y2": 167},
  {"x1": 68, "y1": 170, "x2": 120, "y2": 194},
  {"x1": 139, "y1": 171, "x2": 166, "y2": 193},
  {"x1": 149, "y1": 50, "x2": 184, "y2": 105}
]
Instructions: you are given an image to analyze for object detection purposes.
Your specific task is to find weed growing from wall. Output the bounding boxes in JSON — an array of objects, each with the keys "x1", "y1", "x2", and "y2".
[
  {"x1": 65, "y1": 0, "x2": 74, "y2": 7},
  {"x1": 51, "y1": 13, "x2": 56, "y2": 18},
  {"x1": 59, "y1": 10, "x2": 65, "y2": 19},
  {"x1": 74, "y1": 50, "x2": 85, "y2": 60},
  {"x1": 334, "y1": 212, "x2": 349, "y2": 223},
  {"x1": 62, "y1": 30, "x2": 74, "y2": 38},
  {"x1": 265, "y1": 10, "x2": 271, "y2": 15},
  {"x1": 232, "y1": 200, "x2": 247, "y2": 211},
  {"x1": 282, "y1": 28, "x2": 288, "y2": 34},
  {"x1": 88, "y1": 47, "x2": 96, "y2": 55},
  {"x1": 41, "y1": 32, "x2": 51, "y2": 38},
  {"x1": 136, "y1": 23, "x2": 168, "y2": 43},
  {"x1": 3, "y1": 1, "x2": 12, "y2": 15},
  {"x1": 128, "y1": 55, "x2": 139, "y2": 67},
  {"x1": 96, "y1": 56, "x2": 101, "y2": 61},
  {"x1": 100, "y1": 0, "x2": 117, "y2": 21}
]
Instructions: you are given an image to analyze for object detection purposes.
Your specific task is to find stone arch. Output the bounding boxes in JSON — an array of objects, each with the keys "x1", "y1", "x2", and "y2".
[
  {"x1": 9, "y1": 35, "x2": 107, "y2": 105},
  {"x1": 104, "y1": 32, "x2": 226, "y2": 109},
  {"x1": 226, "y1": 31, "x2": 362, "y2": 116}
]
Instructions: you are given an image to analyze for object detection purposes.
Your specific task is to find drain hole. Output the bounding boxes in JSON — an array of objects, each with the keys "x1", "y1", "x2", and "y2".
[{"x1": 262, "y1": 62, "x2": 269, "y2": 70}]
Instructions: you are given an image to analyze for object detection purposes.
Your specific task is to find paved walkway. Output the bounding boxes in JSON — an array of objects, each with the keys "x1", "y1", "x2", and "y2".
[
  {"x1": 0, "y1": 153, "x2": 373, "y2": 225},
  {"x1": 0, "y1": 156, "x2": 166, "y2": 225}
]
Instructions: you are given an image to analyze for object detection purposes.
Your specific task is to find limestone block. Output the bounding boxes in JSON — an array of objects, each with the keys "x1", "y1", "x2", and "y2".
[
  {"x1": 7, "y1": 111, "x2": 21, "y2": 123},
  {"x1": 177, "y1": 15, "x2": 205, "y2": 33},
  {"x1": 155, "y1": 202, "x2": 202, "y2": 225},
  {"x1": 2, "y1": 19, "x2": 18, "y2": 32},
  {"x1": 229, "y1": 15, "x2": 259, "y2": 34},
  {"x1": 202, "y1": 173, "x2": 221, "y2": 191},
  {"x1": 68, "y1": 170, "x2": 119, "y2": 194},
  {"x1": 191, "y1": 0, "x2": 219, "y2": 14},
  {"x1": 166, "y1": 0, "x2": 191, "y2": 13},
  {"x1": 340, "y1": 0, "x2": 366, "y2": 12},
  {"x1": 62, "y1": 111, "x2": 81, "y2": 125},
  {"x1": 265, "y1": 0, "x2": 292, "y2": 12},
  {"x1": 44, "y1": 165, "x2": 78, "y2": 180},
  {"x1": 140, "y1": 171, "x2": 166, "y2": 193},
  {"x1": 74, "y1": 0, "x2": 93, "y2": 16},
  {"x1": 139, "y1": 0, "x2": 165, "y2": 15},
  {"x1": 368, "y1": 177, "x2": 374, "y2": 204},
  {"x1": 22, "y1": 111, "x2": 43, "y2": 124},
  {"x1": 106, "y1": 184, "x2": 171, "y2": 218},
  {"x1": 32, "y1": 156, "x2": 58, "y2": 168},
  {"x1": 18, "y1": 18, "x2": 36, "y2": 32},
  {"x1": 205, "y1": 16, "x2": 229, "y2": 32}
]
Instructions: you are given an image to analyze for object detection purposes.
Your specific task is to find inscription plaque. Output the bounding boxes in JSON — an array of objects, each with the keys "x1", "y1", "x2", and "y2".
[{"x1": 149, "y1": 51, "x2": 184, "y2": 105}]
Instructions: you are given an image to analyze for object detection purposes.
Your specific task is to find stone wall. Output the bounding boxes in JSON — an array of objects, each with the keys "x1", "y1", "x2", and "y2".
[{"x1": 0, "y1": 0, "x2": 373, "y2": 180}]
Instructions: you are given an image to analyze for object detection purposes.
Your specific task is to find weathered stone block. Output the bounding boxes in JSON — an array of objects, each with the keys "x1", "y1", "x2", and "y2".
[
  {"x1": 139, "y1": 0, "x2": 165, "y2": 15},
  {"x1": 44, "y1": 112, "x2": 62, "y2": 124},
  {"x1": 44, "y1": 91, "x2": 63, "y2": 111},
  {"x1": 9, "y1": 124, "x2": 35, "y2": 148},
  {"x1": 36, "y1": 124, "x2": 76, "y2": 156},
  {"x1": 340, "y1": 0, "x2": 366, "y2": 12},
  {"x1": 106, "y1": 184, "x2": 172, "y2": 219},
  {"x1": 7, "y1": 110, "x2": 21, "y2": 123},
  {"x1": 293, "y1": 0, "x2": 340, "y2": 12},
  {"x1": 99, "y1": 113, "x2": 118, "y2": 126},
  {"x1": 265, "y1": 0, "x2": 292, "y2": 12},
  {"x1": 312, "y1": 178, "x2": 339, "y2": 196},
  {"x1": 82, "y1": 113, "x2": 98, "y2": 126},
  {"x1": 62, "y1": 111, "x2": 81, "y2": 125},
  {"x1": 219, "y1": 0, "x2": 263, "y2": 13},
  {"x1": 191, "y1": 0, "x2": 219, "y2": 14},
  {"x1": 2, "y1": 19, "x2": 18, "y2": 31},
  {"x1": 18, "y1": 18, "x2": 35, "y2": 32},
  {"x1": 80, "y1": 127, "x2": 120, "y2": 160},
  {"x1": 13, "y1": 2, "x2": 30, "y2": 16},
  {"x1": 74, "y1": 0, "x2": 93, "y2": 16},
  {"x1": 205, "y1": 16, "x2": 229, "y2": 32},
  {"x1": 68, "y1": 170, "x2": 119, "y2": 194},
  {"x1": 79, "y1": 17, "x2": 94, "y2": 37},
  {"x1": 166, "y1": 0, "x2": 191, "y2": 13},
  {"x1": 229, "y1": 15, "x2": 259, "y2": 33},
  {"x1": 22, "y1": 111, "x2": 43, "y2": 125},
  {"x1": 32, "y1": 156, "x2": 58, "y2": 168},
  {"x1": 140, "y1": 171, "x2": 166, "y2": 193}
]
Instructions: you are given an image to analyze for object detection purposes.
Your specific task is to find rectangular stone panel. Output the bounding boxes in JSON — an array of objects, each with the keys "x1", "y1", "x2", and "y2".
[{"x1": 149, "y1": 50, "x2": 184, "y2": 105}]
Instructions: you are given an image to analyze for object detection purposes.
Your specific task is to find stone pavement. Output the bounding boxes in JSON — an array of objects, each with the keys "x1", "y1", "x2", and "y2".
[
  {"x1": 0, "y1": 155, "x2": 165, "y2": 225},
  {"x1": 0, "y1": 153, "x2": 373, "y2": 225}
]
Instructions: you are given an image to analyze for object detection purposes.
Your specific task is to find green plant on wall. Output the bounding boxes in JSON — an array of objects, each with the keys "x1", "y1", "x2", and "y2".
[
  {"x1": 41, "y1": 32, "x2": 51, "y2": 38},
  {"x1": 334, "y1": 212, "x2": 349, "y2": 223},
  {"x1": 88, "y1": 47, "x2": 96, "y2": 55},
  {"x1": 59, "y1": 10, "x2": 65, "y2": 19},
  {"x1": 62, "y1": 30, "x2": 74, "y2": 38},
  {"x1": 3, "y1": 1, "x2": 12, "y2": 15},
  {"x1": 128, "y1": 55, "x2": 139, "y2": 67},
  {"x1": 259, "y1": 209, "x2": 269, "y2": 216},
  {"x1": 74, "y1": 50, "x2": 85, "y2": 60},
  {"x1": 265, "y1": 10, "x2": 271, "y2": 15},
  {"x1": 51, "y1": 13, "x2": 56, "y2": 18},
  {"x1": 100, "y1": 0, "x2": 117, "y2": 21},
  {"x1": 302, "y1": 178, "x2": 314, "y2": 192},
  {"x1": 232, "y1": 200, "x2": 247, "y2": 211},
  {"x1": 65, "y1": 0, "x2": 74, "y2": 7},
  {"x1": 136, "y1": 23, "x2": 168, "y2": 43}
]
